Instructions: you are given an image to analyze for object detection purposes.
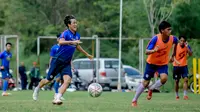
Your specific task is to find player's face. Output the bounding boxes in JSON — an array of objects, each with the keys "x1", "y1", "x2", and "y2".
[
  {"x1": 6, "y1": 44, "x2": 12, "y2": 51},
  {"x1": 162, "y1": 27, "x2": 171, "y2": 36},
  {"x1": 179, "y1": 37, "x2": 186, "y2": 46},
  {"x1": 68, "y1": 19, "x2": 77, "y2": 33}
]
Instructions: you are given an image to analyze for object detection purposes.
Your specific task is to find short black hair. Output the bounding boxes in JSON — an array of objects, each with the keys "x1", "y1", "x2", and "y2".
[
  {"x1": 64, "y1": 15, "x2": 75, "y2": 28},
  {"x1": 158, "y1": 21, "x2": 171, "y2": 33},
  {"x1": 179, "y1": 35, "x2": 187, "y2": 41},
  {"x1": 56, "y1": 33, "x2": 61, "y2": 38},
  {"x1": 6, "y1": 42, "x2": 12, "y2": 46}
]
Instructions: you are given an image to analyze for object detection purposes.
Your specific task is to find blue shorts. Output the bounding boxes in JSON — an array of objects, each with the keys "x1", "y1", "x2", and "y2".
[
  {"x1": 46, "y1": 58, "x2": 72, "y2": 81},
  {"x1": 1, "y1": 69, "x2": 11, "y2": 79},
  {"x1": 173, "y1": 66, "x2": 188, "y2": 80},
  {"x1": 143, "y1": 63, "x2": 168, "y2": 80}
]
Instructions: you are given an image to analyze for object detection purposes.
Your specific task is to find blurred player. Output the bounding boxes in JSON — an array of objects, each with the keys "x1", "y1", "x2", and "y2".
[
  {"x1": 0, "y1": 43, "x2": 12, "y2": 96},
  {"x1": 173, "y1": 36, "x2": 192, "y2": 100},
  {"x1": 33, "y1": 15, "x2": 93, "y2": 105},
  {"x1": 131, "y1": 21, "x2": 178, "y2": 107}
]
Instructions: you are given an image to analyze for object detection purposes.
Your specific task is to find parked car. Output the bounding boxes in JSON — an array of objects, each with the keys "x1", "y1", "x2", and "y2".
[
  {"x1": 72, "y1": 58, "x2": 127, "y2": 90},
  {"x1": 123, "y1": 65, "x2": 143, "y2": 90}
]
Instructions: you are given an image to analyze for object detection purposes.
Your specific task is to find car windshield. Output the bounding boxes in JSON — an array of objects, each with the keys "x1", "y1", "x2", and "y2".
[{"x1": 124, "y1": 68, "x2": 141, "y2": 76}]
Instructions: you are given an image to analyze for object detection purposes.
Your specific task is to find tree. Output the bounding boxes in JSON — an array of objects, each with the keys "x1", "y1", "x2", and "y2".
[{"x1": 143, "y1": 0, "x2": 190, "y2": 36}]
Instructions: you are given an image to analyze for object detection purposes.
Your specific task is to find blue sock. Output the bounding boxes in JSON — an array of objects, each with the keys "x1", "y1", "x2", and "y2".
[
  {"x1": 3, "y1": 80, "x2": 8, "y2": 92},
  {"x1": 54, "y1": 81, "x2": 60, "y2": 94}
]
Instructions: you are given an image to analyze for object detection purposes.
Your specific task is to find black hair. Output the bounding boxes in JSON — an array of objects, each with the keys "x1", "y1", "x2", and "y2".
[
  {"x1": 56, "y1": 33, "x2": 61, "y2": 38},
  {"x1": 6, "y1": 42, "x2": 12, "y2": 46},
  {"x1": 64, "y1": 15, "x2": 76, "y2": 28},
  {"x1": 158, "y1": 21, "x2": 171, "y2": 33},
  {"x1": 179, "y1": 35, "x2": 187, "y2": 41}
]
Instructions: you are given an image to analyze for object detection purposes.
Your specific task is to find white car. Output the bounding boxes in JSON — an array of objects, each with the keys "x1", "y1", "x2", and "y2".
[
  {"x1": 123, "y1": 65, "x2": 143, "y2": 91},
  {"x1": 73, "y1": 58, "x2": 127, "y2": 90}
]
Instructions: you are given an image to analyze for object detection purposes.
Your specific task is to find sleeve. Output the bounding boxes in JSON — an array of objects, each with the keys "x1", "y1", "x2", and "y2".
[
  {"x1": 173, "y1": 36, "x2": 178, "y2": 44},
  {"x1": 50, "y1": 46, "x2": 55, "y2": 57},
  {"x1": 77, "y1": 33, "x2": 81, "y2": 40},
  {"x1": 187, "y1": 45, "x2": 192, "y2": 52},
  {"x1": 146, "y1": 36, "x2": 158, "y2": 50},
  {"x1": 59, "y1": 31, "x2": 69, "y2": 40},
  {"x1": 0, "y1": 52, "x2": 4, "y2": 59}
]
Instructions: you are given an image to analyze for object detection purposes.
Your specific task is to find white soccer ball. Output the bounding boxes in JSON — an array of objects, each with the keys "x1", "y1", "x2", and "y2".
[{"x1": 88, "y1": 83, "x2": 103, "y2": 97}]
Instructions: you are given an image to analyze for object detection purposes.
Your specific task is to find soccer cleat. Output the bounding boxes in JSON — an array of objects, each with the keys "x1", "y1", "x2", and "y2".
[
  {"x1": 2, "y1": 92, "x2": 11, "y2": 96},
  {"x1": 131, "y1": 101, "x2": 137, "y2": 107},
  {"x1": 32, "y1": 88, "x2": 39, "y2": 101},
  {"x1": 54, "y1": 94, "x2": 65, "y2": 101},
  {"x1": 176, "y1": 96, "x2": 179, "y2": 100},
  {"x1": 146, "y1": 90, "x2": 152, "y2": 100},
  {"x1": 183, "y1": 96, "x2": 189, "y2": 100},
  {"x1": 54, "y1": 98, "x2": 63, "y2": 105}
]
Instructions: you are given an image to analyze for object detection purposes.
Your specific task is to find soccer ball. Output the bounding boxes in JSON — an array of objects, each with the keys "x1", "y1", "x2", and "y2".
[{"x1": 88, "y1": 83, "x2": 103, "y2": 97}]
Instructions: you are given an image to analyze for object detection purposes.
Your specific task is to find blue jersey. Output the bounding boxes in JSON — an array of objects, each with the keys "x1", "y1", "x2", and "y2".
[
  {"x1": 147, "y1": 35, "x2": 178, "y2": 50},
  {"x1": 55, "y1": 30, "x2": 80, "y2": 62},
  {"x1": 50, "y1": 44, "x2": 60, "y2": 57},
  {"x1": 0, "y1": 50, "x2": 12, "y2": 69}
]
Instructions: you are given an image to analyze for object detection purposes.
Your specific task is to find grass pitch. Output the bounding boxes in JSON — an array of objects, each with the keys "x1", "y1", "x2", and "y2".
[{"x1": 0, "y1": 91, "x2": 200, "y2": 112}]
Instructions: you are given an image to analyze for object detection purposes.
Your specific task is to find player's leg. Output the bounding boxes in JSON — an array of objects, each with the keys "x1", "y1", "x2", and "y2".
[
  {"x1": 147, "y1": 65, "x2": 168, "y2": 100},
  {"x1": 54, "y1": 64, "x2": 72, "y2": 105},
  {"x1": 182, "y1": 66, "x2": 189, "y2": 100},
  {"x1": 54, "y1": 75, "x2": 61, "y2": 96},
  {"x1": 173, "y1": 66, "x2": 181, "y2": 99},
  {"x1": 1, "y1": 70, "x2": 11, "y2": 96},
  {"x1": 33, "y1": 59, "x2": 58, "y2": 100},
  {"x1": 132, "y1": 63, "x2": 155, "y2": 106}
]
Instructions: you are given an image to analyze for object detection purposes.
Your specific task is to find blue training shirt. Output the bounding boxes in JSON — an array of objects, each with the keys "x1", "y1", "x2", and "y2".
[
  {"x1": 55, "y1": 29, "x2": 80, "y2": 62},
  {"x1": 50, "y1": 44, "x2": 60, "y2": 57},
  {"x1": 0, "y1": 50, "x2": 12, "y2": 69},
  {"x1": 147, "y1": 35, "x2": 178, "y2": 50}
]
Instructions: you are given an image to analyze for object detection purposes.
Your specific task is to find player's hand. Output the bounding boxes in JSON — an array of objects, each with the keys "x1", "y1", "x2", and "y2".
[
  {"x1": 152, "y1": 45, "x2": 159, "y2": 53},
  {"x1": 0, "y1": 66, "x2": 4, "y2": 69},
  {"x1": 86, "y1": 54, "x2": 93, "y2": 60},
  {"x1": 72, "y1": 40, "x2": 82, "y2": 45},
  {"x1": 175, "y1": 60, "x2": 181, "y2": 66},
  {"x1": 185, "y1": 41, "x2": 188, "y2": 47}
]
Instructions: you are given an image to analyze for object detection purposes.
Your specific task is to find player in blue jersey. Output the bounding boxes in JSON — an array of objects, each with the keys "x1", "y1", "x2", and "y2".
[
  {"x1": 0, "y1": 43, "x2": 12, "y2": 96},
  {"x1": 33, "y1": 15, "x2": 93, "y2": 105}
]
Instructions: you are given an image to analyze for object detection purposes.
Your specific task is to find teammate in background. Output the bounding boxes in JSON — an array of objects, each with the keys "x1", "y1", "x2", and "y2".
[
  {"x1": 173, "y1": 36, "x2": 192, "y2": 100},
  {"x1": 33, "y1": 15, "x2": 93, "y2": 105},
  {"x1": 131, "y1": 21, "x2": 178, "y2": 107},
  {"x1": 0, "y1": 43, "x2": 12, "y2": 96}
]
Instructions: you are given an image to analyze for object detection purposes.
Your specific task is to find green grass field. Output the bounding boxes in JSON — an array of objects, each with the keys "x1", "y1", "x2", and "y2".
[{"x1": 0, "y1": 91, "x2": 200, "y2": 112}]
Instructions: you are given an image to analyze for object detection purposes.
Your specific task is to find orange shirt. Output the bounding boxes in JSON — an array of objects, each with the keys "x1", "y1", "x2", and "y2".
[
  {"x1": 146, "y1": 34, "x2": 174, "y2": 65},
  {"x1": 173, "y1": 43, "x2": 188, "y2": 66}
]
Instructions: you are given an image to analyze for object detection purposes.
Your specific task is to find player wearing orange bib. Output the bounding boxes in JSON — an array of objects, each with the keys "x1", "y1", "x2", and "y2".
[
  {"x1": 173, "y1": 36, "x2": 192, "y2": 100},
  {"x1": 131, "y1": 21, "x2": 178, "y2": 107}
]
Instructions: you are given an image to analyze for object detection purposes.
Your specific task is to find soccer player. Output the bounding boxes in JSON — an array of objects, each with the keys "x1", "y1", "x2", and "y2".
[
  {"x1": 173, "y1": 36, "x2": 192, "y2": 100},
  {"x1": 33, "y1": 15, "x2": 93, "y2": 105},
  {"x1": 131, "y1": 21, "x2": 178, "y2": 107},
  {"x1": 0, "y1": 43, "x2": 12, "y2": 96}
]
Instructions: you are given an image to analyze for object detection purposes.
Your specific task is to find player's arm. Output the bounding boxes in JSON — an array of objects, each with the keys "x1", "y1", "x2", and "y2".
[
  {"x1": 0, "y1": 52, "x2": 4, "y2": 69},
  {"x1": 170, "y1": 36, "x2": 178, "y2": 62},
  {"x1": 185, "y1": 42, "x2": 192, "y2": 56},
  {"x1": 76, "y1": 45, "x2": 93, "y2": 59},
  {"x1": 59, "y1": 38, "x2": 82, "y2": 45},
  {"x1": 145, "y1": 36, "x2": 159, "y2": 55}
]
